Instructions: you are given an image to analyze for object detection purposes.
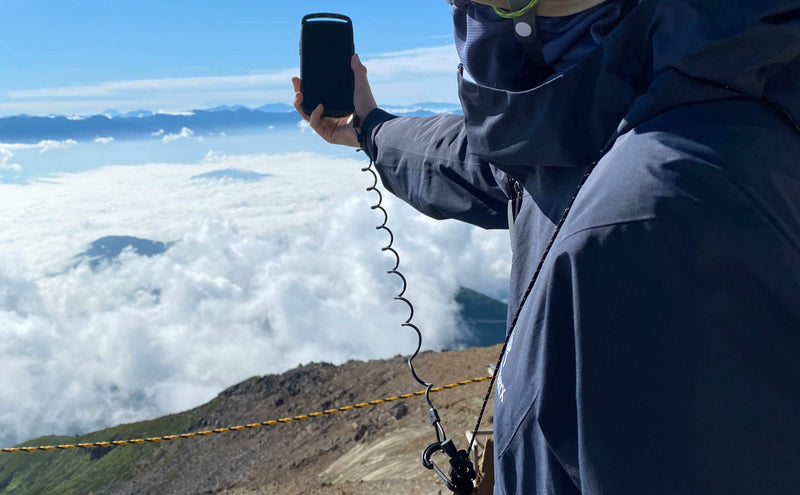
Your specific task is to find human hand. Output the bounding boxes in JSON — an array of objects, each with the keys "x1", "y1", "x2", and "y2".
[{"x1": 292, "y1": 54, "x2": 377, "y2": 148}]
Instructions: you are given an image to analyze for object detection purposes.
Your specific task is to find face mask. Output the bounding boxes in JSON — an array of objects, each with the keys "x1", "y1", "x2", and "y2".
[
  {"x1": 449, "y1": 0, "x2": 635, "y2": 89},
  {"x1": 450, "y1": 1, "x2": 548, "y2": 90}
]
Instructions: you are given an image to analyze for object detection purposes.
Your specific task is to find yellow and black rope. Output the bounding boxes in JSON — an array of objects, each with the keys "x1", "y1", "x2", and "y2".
[{"x1": 1, "y1": 376, "x2": 492, "y2": 454}]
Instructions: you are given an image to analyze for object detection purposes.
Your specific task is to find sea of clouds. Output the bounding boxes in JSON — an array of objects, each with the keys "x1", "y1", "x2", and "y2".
[{"x1": 0, "y1": 149, "x2": 509, "y2": 447}]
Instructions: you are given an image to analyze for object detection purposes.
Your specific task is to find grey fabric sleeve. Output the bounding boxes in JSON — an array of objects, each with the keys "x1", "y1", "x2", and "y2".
[{"x1": 361, "y1": 109, "x2": 510, "y2": 230}]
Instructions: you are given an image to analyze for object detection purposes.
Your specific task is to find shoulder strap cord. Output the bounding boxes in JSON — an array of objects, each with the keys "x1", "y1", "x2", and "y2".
[{"x1": 467, "y1": 132, "x2": 621, "y2": 456}]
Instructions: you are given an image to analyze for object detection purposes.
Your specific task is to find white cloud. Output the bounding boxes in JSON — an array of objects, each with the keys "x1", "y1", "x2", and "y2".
[
  {"x1": 0, "y1": 143, "x2": 38, "y2": 151},
  {"x1": 155, "y1": 110, "x2": 195, "y2": 116},
  {"x1": 0, "y1": 147, "x2": 22, "y2": 172},
  {"x1": 38, "y1": 139, "x2": 77, "y2": 152},
  {"x1": 0, "y1": 140, "x2": 81, "y2": 175},
  {"x1": 162, "y1": 127, "x2": 194, "y2": 143},
  {"x1": 201, "y1": 150, "x2": 226, "y2": 163},
  {"x1": 0, "y1": 45, "x2": 460, "y2": 117},
  {"x1": 0, "y1": 151, "x2": 509, "y2": 448},
  {"x1": 93, "y1": 137, "x2": 114, "y2": 144},
  {"x1": 151, "y1": 129, "x2": 165, "y2": 136},
  {"x1": 6, "y1": 71, "x2": 298, "y2": 99},
  {"x1": 362, "y1": 46, "x2": 459, "y2": 80}
]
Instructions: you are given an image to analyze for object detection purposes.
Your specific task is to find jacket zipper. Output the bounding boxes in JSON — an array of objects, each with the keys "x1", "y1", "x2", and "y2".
[{"x1": 507, "y1": 178, "x2": 523, "y2": 246}]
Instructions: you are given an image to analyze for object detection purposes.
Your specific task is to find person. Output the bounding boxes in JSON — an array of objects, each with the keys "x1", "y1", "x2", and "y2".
[{"x1": 293, "y1": 0, "x2": 800, "y2": 493}]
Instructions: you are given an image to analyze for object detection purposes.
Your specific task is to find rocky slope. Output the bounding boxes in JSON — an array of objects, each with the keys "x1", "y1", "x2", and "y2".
[{"x1": 0, "y1": 345, "x2": 501, "y2": 494}]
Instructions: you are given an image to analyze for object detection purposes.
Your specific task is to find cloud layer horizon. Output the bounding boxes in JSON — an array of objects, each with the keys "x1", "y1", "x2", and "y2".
[{"x1": 0, "y1": 150, "x2": 509, "y2": 447}]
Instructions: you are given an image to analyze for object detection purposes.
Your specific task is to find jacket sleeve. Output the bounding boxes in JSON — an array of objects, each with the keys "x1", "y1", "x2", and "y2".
[{"x1": 359, "y1": 108, "x2": 510, "y2": 230}]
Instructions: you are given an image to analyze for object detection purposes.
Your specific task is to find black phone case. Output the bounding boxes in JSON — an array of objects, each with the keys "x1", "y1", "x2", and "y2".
[{"x1": 300, "y1": 13, "x2": 355, "y2": 118}]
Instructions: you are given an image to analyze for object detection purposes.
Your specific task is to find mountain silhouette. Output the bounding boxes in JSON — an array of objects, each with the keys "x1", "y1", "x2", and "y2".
[
  {"x1": 190, "y1": 168, "x2": 272, "y2": 181},
  {"x1": 0, "y1": 103, "x2": 462, "y2": 143},
  {"x1": 75, "y1": 235, "x2": 172, "y2": 270}
]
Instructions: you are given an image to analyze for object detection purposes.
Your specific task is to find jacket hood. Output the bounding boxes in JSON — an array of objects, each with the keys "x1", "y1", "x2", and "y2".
[{"x1": 459, "y1": 0, "x2": 800, "y2": 171}]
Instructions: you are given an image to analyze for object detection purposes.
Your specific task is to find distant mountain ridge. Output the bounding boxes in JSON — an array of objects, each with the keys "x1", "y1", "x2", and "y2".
[
  {"x1": 0, "y1": 103, "x2": 462, "y2": 143},
  {"x1": 73, "y1": 235, "x2": 173, "y2": 270}
]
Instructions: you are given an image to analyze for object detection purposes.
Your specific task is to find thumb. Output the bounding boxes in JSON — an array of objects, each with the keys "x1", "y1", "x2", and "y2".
[
  {"x1": 352, "y1": 54, "x2": 369, "y2": 89},
  {"x1": 351, "y1": 54, "x2": 377, "y2": 121}
]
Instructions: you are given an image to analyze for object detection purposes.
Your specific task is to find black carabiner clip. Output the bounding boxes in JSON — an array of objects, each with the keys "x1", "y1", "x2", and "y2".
[{"x1": 422, "y1": 438, "x2": 476, "y2": 494}]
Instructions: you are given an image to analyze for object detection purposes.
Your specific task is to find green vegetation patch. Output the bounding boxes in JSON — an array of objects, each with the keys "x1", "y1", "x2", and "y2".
[{"x1": 0, "y1": 410, "x2": 200, "y2": 494}]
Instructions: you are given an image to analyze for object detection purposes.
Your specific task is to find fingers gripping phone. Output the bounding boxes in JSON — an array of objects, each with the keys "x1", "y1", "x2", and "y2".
[{"x1": 300, "y1": 13, "x2": 355, "y2": 118}]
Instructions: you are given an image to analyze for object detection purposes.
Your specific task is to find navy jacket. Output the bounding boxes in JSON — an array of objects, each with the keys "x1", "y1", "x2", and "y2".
[{"x1": 361, "y1": 1, "x2": 800, "y2": 493}]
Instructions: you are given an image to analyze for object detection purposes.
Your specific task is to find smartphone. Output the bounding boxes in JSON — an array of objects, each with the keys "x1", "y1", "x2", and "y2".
[{"x1": 300, "y1": 13, "x2": 355, "y2": 118}]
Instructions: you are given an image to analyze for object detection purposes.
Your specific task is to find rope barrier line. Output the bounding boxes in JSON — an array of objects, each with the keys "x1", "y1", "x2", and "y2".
[{"x1": 1, "y1": 376, "x2": 492, "y2": 454}]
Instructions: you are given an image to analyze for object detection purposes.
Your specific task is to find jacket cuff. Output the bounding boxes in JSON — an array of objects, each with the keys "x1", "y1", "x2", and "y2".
[{"x1": 359, "y1": 108, "x2": 398, "y2": 161}]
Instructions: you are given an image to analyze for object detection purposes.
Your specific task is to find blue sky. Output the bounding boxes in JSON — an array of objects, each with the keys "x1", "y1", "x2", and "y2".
[{"x1": 0, "y1": 0, "x2": 458, "y2": 116}]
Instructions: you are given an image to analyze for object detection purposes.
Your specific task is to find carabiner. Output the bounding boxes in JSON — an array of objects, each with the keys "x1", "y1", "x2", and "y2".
[{"x1": 422, "y1": 438, "x2": 476, "y2": 494}]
